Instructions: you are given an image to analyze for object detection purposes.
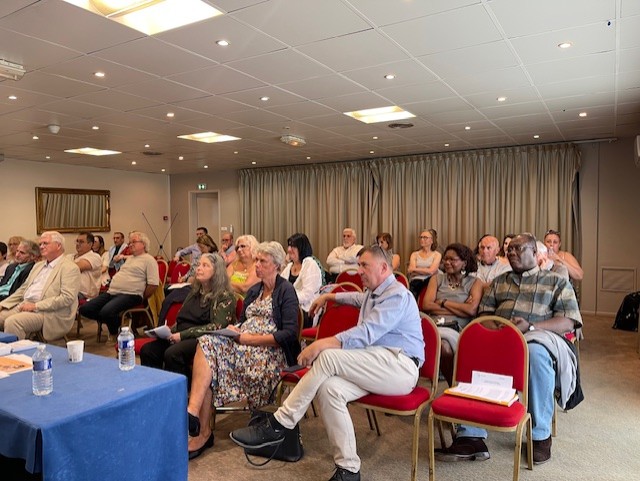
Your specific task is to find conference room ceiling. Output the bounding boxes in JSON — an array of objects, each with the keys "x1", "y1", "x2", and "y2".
[{"x1": 0, "y1": 0, "x2": 638, "y2": 174}]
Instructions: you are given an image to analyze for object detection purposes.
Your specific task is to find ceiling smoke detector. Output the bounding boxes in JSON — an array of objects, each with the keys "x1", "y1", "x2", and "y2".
[
  {"x1": 280, "y1": 134, "x2": 306, "y2": 147},
  {"x1": 388, "y1": 122, "x2": 414, "y2": 129}
]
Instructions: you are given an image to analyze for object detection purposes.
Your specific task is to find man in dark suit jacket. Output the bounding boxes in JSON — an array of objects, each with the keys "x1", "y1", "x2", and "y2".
[{"x1": 0, "y1": 240, "x2": 39, "y2": 301}]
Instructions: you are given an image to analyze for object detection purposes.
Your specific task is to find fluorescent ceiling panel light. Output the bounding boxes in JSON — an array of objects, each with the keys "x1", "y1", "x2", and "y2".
[
  {"x1": 344, "y1": 106, "x2": 415, "y2": 124},
  {"x1": 63, "y1": 0, "x2": 223, "y2": 35},
  {"x1": 65, "y1": 147, "x2": 122, "y2": 156},
  {"x1": 0, "y1": 59, "x2": 26, "y2": 81},
  {"x1": 178, "y1": 132, "x2": 241, "y2": 143}
]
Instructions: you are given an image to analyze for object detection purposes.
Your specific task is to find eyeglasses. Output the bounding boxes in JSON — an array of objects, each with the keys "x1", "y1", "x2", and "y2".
[
  {"x1": 130, "y1": 240, "x2": 144, "y2": 244},
  {"x1": 443, "y1": 256, "x2": 461, "y2": 263},
  {"x1": 419, "y1": 236, "x2": 432, "y2": 240},
  {"x1": 506, "y1": 244, "x2": 532, "y2": 254},
  {"x1": 343, "y1": 234, "x2": 354, "y2": 238},
  {"x1": 237, "y1": 244, "x2": 249, "y2": 249}
]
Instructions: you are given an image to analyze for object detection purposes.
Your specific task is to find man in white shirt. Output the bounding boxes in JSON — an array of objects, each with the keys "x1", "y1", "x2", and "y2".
[
  {"x1": 0, "y1": 231, "x2": 80, "y2": 340},
  {"x1": 471, "y1": 235, "x2": 511, "y2": 290},
  {"x1": 69, "y1": 232, "x2": 102, "y2": 299},
  {"x1": 326, "y1": 228, "x2": 364, "y2": 282}
]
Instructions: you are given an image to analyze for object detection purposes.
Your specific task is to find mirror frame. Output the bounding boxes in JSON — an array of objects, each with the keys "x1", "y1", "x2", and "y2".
[{"x1": 35, "y1": 187, "x2": 111, "y2": 234}]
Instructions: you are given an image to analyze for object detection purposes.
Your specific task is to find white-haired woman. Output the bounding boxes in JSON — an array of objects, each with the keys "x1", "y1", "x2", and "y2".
[
  {"x1": 186, "y1": 241, "x2": 301, "y2": 459},
  {"x1": 227, "y1": 234, "x2": 259, "y2": 295}
]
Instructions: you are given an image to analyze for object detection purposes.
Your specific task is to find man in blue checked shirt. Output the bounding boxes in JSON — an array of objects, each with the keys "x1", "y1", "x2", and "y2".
[{"x1": 230, "y1": 245, "x2": 424, "y2": 481}]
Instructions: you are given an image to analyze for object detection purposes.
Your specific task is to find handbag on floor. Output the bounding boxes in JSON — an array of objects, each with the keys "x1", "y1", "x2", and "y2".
[{"x1": 243, "y1": 409, "x2": 304, "y2": 466}]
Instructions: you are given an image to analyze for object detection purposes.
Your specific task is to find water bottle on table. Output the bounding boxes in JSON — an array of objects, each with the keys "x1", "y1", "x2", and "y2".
[
  {"x1": 32, "y1": 344, "x2": 53, "y2": 396},
  {"x1": 118, "y1": 326, "x2": 135, "y2": 371}
]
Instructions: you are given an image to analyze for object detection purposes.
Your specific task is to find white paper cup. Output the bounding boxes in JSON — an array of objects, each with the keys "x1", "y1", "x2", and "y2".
[{"x1": 67, "y1": 340, "x2": 85, "y2": 363}]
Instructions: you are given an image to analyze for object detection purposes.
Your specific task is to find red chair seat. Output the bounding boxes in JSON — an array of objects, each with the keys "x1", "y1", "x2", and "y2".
[
  {"x1": 134, "y1": 337, "x2": 155, "y2": 355},
  {"x1": 431, "y1": 394, "x2": 527, "y2": 428},
  {"x1": 300, "y1": 327, "x2": 317, "y2": 338},
  {"x1": 280, "y1": 367, "x2": 310, "y2": 383},
  {"x1": 355, "y1": 386, "x2": 431, "y2": 411}
]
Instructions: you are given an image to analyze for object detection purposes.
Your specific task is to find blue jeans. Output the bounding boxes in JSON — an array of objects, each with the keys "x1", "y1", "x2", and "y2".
[{"x1": 457, "y1": 343, "x2": 554, "y2": 441}]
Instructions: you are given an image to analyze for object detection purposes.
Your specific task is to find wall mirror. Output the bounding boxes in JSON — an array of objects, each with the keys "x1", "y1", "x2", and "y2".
[{"x1": 36, "y1": 187, "x2": 111, "y2": 234}]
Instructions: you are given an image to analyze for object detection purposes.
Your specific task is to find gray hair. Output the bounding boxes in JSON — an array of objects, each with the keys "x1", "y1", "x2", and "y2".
[
  {"x1": 236, "y1": 234, "x2": 259, "y2": 258},
  {"x1": 20, "y1": 240, "x2": 40, "y2": 259},
  {"x1": 256, "y1": 241, "x2": 286, "y2": 270},
  {"x1": 343, "y1": 227, "x2": 356, "y2": 238},
  {"x1": 192, "y1": 253, "x2": 232, "y2": 304},
  {"x1": 41, "y1": 231, "x2": 65, "y2": 250},
  {"x1": 129, "y1": 231, "x2": 151, "y2": 252}
]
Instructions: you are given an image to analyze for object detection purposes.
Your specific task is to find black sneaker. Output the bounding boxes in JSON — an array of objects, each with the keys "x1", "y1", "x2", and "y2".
[
  {"x1": 230, "y1": 413, "x2": 286, "y2": 449},
  {"x1": 328, "y1": 466, "x2": 361, "y2": 481},
  {"x1": 434, "y1": 436, "x2": 490, "y2": 462}
]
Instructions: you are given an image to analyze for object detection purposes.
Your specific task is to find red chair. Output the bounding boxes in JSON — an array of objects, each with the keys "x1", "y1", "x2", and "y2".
[
  {"x1": 394, "y1": 271, "x2": 409, "y2": 288},
  {"x1": 156, "y1": 258, "x2": 168, "y2": 286},
  {"x1": 166, "y1": 259, "x2": 177, "y2": 280},
  {"x1": 350, "y1": 314, "x2": 441, "y2": 481},
  {"x1": 300, "y1": 282, "x2": 361, "y2": 342},
  {"x1": 169, "y1": 261, "x2": 190, "y2": 284},
  {"x1": 133, "y1": 301, "x2": 183, "y2": 355},
  {"x1": 336, "y1": 270, "x2": 363, "y2": 290},
  {"x1": 427, "y1": 316, "x2": 532, "y2": 481},
  {"x1": 417, "y1": 283, "x2": 429, "y2": 312}
]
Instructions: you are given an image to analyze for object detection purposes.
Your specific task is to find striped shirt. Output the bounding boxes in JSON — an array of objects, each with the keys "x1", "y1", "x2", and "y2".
[{"x1": 479, "y1": 266, "x2": 582, "y2": 327}]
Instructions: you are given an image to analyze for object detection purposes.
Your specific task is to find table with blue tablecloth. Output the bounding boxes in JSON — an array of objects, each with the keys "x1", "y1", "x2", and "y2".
[
  {"x1": 0, "y1": 332, "x2": 18, "y2": 343},
  {"x1": 0, "y1": 346, "x2": 187, "y2": 481}
]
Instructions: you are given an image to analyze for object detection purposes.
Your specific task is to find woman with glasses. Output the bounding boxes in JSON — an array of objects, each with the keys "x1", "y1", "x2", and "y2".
[
  {"x1": 423, "y1": 243, "x2": 483, "y2": 386},
  {"x1": 227, "y1": 235, "x2": 259, "y2": 295},
  {"x1": 186, "y1": 241, "x2": 300, "y2": 459},
  {"x1": 376, "y1": 232, "x2": 400, "y2": 271},
  {"x1": 281, "y1": 233, "x2": 323, "y2": 328},
  {"x1": 543, "y1": 230, "x2": 583, "y2": 281},
  {"x1": 407, "y1": 229, "x2": 442, "y2": 299}
]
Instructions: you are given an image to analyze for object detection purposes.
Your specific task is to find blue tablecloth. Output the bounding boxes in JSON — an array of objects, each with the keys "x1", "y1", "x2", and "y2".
[
  {"x1": 0, "y1": 346, "x2": 187, "y2": 481},
  {"x1": 0, "y1": 332, "x2": 18, "y2": 343}
]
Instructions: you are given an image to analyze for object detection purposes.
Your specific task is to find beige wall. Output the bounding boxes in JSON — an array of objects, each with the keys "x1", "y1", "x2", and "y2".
[
  {"x1": 0, "y1": 159, "x2": 170, "y2": 256},
  {"x1": 578, "y1": 137, "x2": 640, "y2": 316},
  {"x1": 169, "y1": 170, "x2": 240, "y2": 254}
]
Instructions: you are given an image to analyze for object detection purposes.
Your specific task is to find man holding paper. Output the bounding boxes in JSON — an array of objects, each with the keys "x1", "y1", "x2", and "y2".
[{"x1": 436, "y1": 233, "x2": 582, "y2": 465}]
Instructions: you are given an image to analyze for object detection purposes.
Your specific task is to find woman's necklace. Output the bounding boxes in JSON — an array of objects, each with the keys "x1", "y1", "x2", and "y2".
[{"x1": 447, "y1": 275, "x2": 462, "y2": 289}]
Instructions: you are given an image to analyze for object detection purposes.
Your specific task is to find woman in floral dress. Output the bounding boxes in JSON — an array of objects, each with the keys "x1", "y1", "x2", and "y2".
[{"x1": 186, "y1": 241, "x2": 300, "y2": 459}]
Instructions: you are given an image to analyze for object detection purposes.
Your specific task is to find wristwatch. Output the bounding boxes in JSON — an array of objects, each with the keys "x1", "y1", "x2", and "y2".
[{"x1": 528, "y1": 323, "x2": 535, "y2": 332}]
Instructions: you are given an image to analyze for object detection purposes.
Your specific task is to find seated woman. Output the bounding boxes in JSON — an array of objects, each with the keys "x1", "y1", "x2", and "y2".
[
  {"x1": 140, "y1": 253, "x2": 236, "y2": 382},
  {"x1": 178, "y1": 234, "x2": 218, "y2": 283},
  {"x1": 498, "y1": 233, "x2": 515, "y2": 265},
  {"x1": 423, "y1": 243, "x2": 483, "y2": 386},
  {"x1": 227, "y1": 234, "x2": 260, "y2": 295},
  {"x1": 186, "y1": 241, "x2": 300, "y2": 459},
  {"x1": 407, "y1": 229, "x2": 442, "y2": 299},
  {"x1": 92, "y1": 235, "x2": 110, "y2": 287},
  {"x1": 280, "y1": 233, "x2": 322, "y2": 328},
  {"x1": 543, "y1": 229, "x2": 583, "y2": 281},
  {"x1": 376, "y1": 232, "x2": 400, "y2": 271}
]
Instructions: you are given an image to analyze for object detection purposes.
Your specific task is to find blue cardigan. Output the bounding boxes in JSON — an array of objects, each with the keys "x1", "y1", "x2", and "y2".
[{"x1": 242, "y1": 276, "x2": 301, "y2": 366}]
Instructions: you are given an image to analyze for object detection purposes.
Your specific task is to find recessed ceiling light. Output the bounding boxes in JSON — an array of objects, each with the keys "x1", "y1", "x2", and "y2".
[
  {"x1": 369, "y1": 150, "x2": 375, "y2": 154},
  {"x1": 64, "y1": 147, "x2": 122, "y2": 156},
  {"x1": 251, "y1": 161, "x2": 257, "y2": 165},
  {"x1": 558, "y1": 42, "x2": 573, "y2": 49},
  {"x1": 216, "y1": 40, "x2": 230, "y2": 47},
  {"x1": 178, "y1": 156, "x2": 184, "y2": 160},
  {"x1": 579, "y1": 112, "x2": 588, "y2": 117},
  {"x1": 131, "y1": 161, "x2": 137, "y2": 165},
  {"x1": 32, "y1": 135, "x2": 39, "y2": 140},
  {"x1": 372, "y1": 136, "x2": 378, "y2": 140},
  {"x1": 204, "y1": 165, "x2": 208, "y2": 169},
  {"x1": 464, "y1": 126, "x2": 471, "y2": 130},
  {"x1": 444, "y1": 143, "x2": 450, "y2": 147},
  {"x1": 8, "y1": 95, "x2": 17, "y2": 100},
  {"x1": 534, "y1": 134, "x2": 540, "y2": 139},
  {"x1": 166, "y1": 112, "x2": 175, "y2": 118},
  {"x1": 94, "y1": 71, "x2": 105, "y2": 78},
  {"x1": 161, "y1": 168, "x2": 166, "y2": 172},
  {"x1": 306, "y1": 156, "x2": 311, "y2": 160},
  {"x1": 234, "y1": 151, "x2": 239, "y2": 154},
  {"x1": 178, "y1": 131, "x2": 241, "y2": 143},
  {"x1": 92, "y1": 125, "x2": 99, "y2": 130},
  {"x1": 384, "y1": 74, "x2": 395, "y2": 80},
  {"x1": 260, "y1": 96, "x2": 269, "y2": 101},
  {"x1": 144, "y1": 144, "x2": 150, "y2": 148},
  {"x1": 63, "y1": 0, "x2": 223, "y2": 35},
  {"x1": 497, "y1": 96, "x2": 507, "y2": 102},
  {"x1": 45, "y1": 155, "x2": 51, "y2": 159},
  {"x1": 344, "y1": 106, "x2": 415, "y2": 124}
]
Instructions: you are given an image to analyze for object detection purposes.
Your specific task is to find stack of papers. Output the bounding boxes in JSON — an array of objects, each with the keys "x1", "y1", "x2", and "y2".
[
  {"x1": 144, "y1": 324, "x2": 172, "y2": 340},
  {"x1": 0, "y1": 339, "x2": 40, "y2": 355},
  {"x1": 445, "y1": 371, "x2": 519, "y2": 407},
  {"x1": 0, "y1": 353, "x2": 33, "y2": 376}
]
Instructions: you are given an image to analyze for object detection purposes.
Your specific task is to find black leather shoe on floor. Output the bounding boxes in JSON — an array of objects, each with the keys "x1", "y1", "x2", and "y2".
[
  {"x1": 229, "y1": 413, "x2": 286, "y2": 449},
  {"x1": 533, "y1": 436, "x2": 552, "y2": 464},
  {"x1": 188, "y1": 412, "x2": 200, "y2": 437},
  {"x1": 188, "y1": 434, "x2": 214, "y2": 460},
  {"x1": 328, "y1": 466, "x2": 361, "y2": 481},
  {"x1": 434, "y1": 436, "x2": 490, "y2": 462}
]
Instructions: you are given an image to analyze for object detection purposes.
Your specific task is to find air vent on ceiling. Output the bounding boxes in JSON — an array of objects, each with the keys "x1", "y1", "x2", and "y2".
[
  {"x1": 142, "y1": 151, "x2": 163, "y2": 156},
  {"x1": 388, "y1": 122, "x2": 414, "y2": 129}
]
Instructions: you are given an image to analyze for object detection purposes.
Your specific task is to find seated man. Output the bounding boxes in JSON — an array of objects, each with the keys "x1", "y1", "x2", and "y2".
[
  {"x1": 230, "y1": 246, "x2": 424, "y2": 481},
  {"x1": 69, "y1": 232, "x2": 102, "y2": 299},
  {"x1": 173, "y1": 226, "x2": 208, "y2": 264},
  {"x1": 325, "y1": 228, "x2": 364, "y2": 283},
  {"x1": 0, "y1": 240, "x2": 39, "y2": 301},
  {"x1": 436, "y1": 233, "x2": 582, "y2": 465},
  {"x1": 220, "y1": 232, "x2": 236, "y2": 267},
  {"x1": 470, "y1": 235, "x2": 511, "y2": 290},
  {"x1": 0, "y1": 231, "x2": 80, "y2": 340},
  {"x1": 80, "y1": 231, "x2": 159, "y2": 342},
  {"x1": 107, "y1": 231, "x2": 128, "y2": 278}
]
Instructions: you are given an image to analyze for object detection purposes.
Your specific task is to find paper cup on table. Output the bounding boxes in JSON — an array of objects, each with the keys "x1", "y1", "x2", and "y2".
[{"x1": 67, "y1": 340, "x2": 85, "y2": 363}]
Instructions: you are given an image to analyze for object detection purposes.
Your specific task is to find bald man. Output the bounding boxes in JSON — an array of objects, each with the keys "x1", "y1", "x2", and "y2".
[{"x1": 471, "y1": 235, "x2": 511, "y2": 289}]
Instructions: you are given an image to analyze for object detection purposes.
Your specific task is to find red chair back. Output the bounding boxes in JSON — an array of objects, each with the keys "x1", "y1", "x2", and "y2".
[
  {"x1": 235, "y1": 297, "x2": 243, "y2": 321},
  {"x1": 164, "y1": 302, "x2": 182, "y2": 327},
  {"x1": 394, "y1": 271, "x2": 409, "y2": 288},
  {"x1": 156, "y1": 259, "x2": 168, "y2": 286},
  {"x1": 169, "y1": 262, "x2": 190, "y2": 284},
  {"x1": 336, "y1": 270, "x2": 363, "y2": 290},
  {"x1": 454, "y1": 316, "x2": 529, "y2": 394},
  {"x1": 167, "y1": 260, "x2": 177, "y2": 279},
  {"x1": 417, "y1": 283, "x2": 429, "y2": 311},
  {"x1": 420, "y1": 314, "x2": 441, "y2": 383},
  {"x1": 316, "y1": 304, "x2": 360, "y2": 339}
]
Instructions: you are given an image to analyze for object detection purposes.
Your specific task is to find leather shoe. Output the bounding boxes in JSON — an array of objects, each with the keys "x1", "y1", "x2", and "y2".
[
  {"x1": 328, "y1": 466, "x2": 361, "y2": 481},
  {"x1": 188, "y1": 433, "x2": 214, "y2": 460},
  {"x1": 434, "y1": 436, "x2": 490, "y2": 462},
  {"x1": 533, "y1": 436, "x2": 552, "y2": 464},
  {"x1": 188, "y1": 412, "x2": 200, "y2": 437}
]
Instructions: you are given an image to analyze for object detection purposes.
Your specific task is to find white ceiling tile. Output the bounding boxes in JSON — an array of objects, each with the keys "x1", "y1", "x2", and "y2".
[
  {"x1": 279, "y1": 75, "x2": 366, "y2": 100},
  {"x1": 341, "y1": 60, "x2": 438, "y2": 90},
  {"x1": 621, "y1": 0, "x2": 640, "y2": 17},
  {"x1": 10, "y1": 72, "x2": 104, "y2": 98},
  {"x1": 40, "y1": 56, "x2": 156, "y2": 88},
  {"x1": 38, "y1": 99, "x2": 119, "y2": 119},
  {"x1": 222, "y1": 86, "x2": 304, "y2": 108},
  {"x1": 404, "y1": 97, "x2": 474, "y2": 116},
  {"x1": 617, "y1": 71, "x2": 640, "y2": 90},
  {"x1": 525, "y1": 52, "x2": 616, "y2": 85},
  {"x1": 117, "y1": 79, "x2": 208, "y2": 104},
  {"x1": 537, "y1": 75, "x2": 615, "y2": 98},
  {"x1": 169, "y1": 65, "x2": 266, "y2": 95},
  {"x1": 544, "y1": 92, "x2": 617, "y2": 111},
  {"x1": 74, "y1": 89, "x2": 161, "y2": 112},
  {"x1": 228, "y1": 49, "x2": 334, "y2": 84},
  {"x1": 218, "y1": 108, "x2": 289, "y2": 126},
  {"x1": 381, "y1": 4, "x2": 501, "y2": 56},
  {"x1": 0, "y1": 28, "x2": 81, "y2": 72},
  {"x1": 316, "y1": 91, "x2": 396, "y2": 112},
  {"x1": 375, "y1": 81, "x2": 457, "y2": 105},
  {"x1": 465, "y1": 86, "x2": 541, "y2": 108},
  {"x1": 445, "y1": 67, "x2": 531, "y2": 96},
  {"x1": 346, "y1": 0, "x2": 478, "y2": 27},
  {"x1": 266, "y1": 102, "x2": 336, "y2": 120},
  {"x1": 480, "y1": 101, "x2": 549, "y2": 120},
  {"x1": 173, "y1": 96, "x2": 252, "y2": 115},
  {"x1": 619, "y1": 47, "x2": 640, "y2": 72},
  {"x1": 620, "y1": 15, "x2": 640, "y2": 49},
  {"x1": 550, "y1": 105, "x2": 615, "y2": 122}
]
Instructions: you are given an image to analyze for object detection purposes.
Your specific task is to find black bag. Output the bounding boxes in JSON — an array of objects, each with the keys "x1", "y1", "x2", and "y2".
[
  {"x1": 612, "y1": 292, "x2": 640, "y2": 331},
  {"x1": 243, "y1": 410, "x2": 304, "y2": 466}
]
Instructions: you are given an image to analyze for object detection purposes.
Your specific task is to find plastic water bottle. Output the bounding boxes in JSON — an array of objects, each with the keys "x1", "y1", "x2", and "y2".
[
  {"x1": 118, "y1": 326, "x2": 135, "y2": 371},
  {"x1": 32, "y1": 344, "x2": 53, "y2": 396}
]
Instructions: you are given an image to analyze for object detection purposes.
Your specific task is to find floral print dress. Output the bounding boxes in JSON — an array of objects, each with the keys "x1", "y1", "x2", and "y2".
[{"x1": 198, "y1": 291, "x2": 286, "y2": 409}]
